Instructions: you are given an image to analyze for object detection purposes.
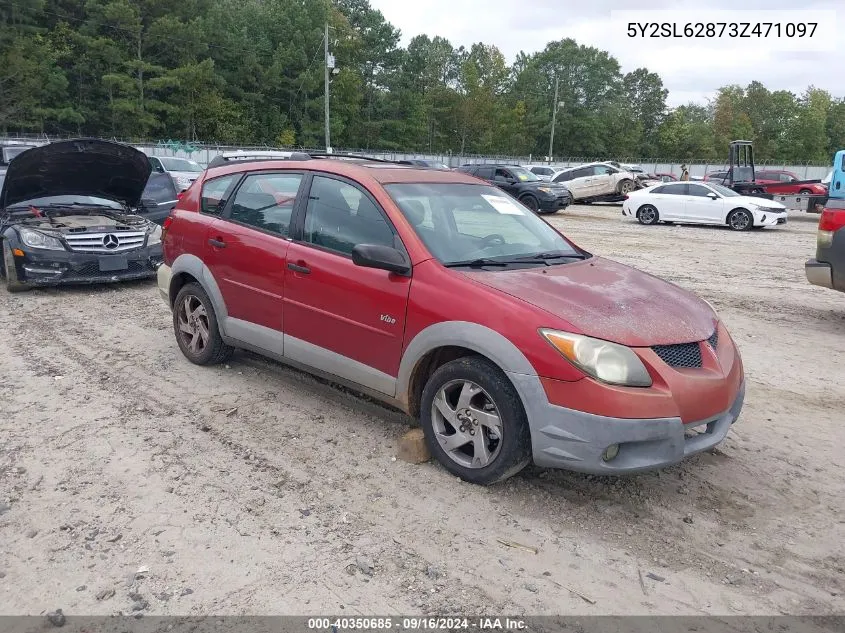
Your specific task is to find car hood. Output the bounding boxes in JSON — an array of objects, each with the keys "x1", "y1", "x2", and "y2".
[
  {"x1": 525, "y1": 181, "x2": 569, "y2": 192},
  {"x1": 0, "y1": 139, "x2": 152, "y2": 209},
  {"x1": 463, "y1": 257, "x2": 717, "y2": 347},
  {"x1": 737, "y1": 195, "x2": 786, "y2": 210}
]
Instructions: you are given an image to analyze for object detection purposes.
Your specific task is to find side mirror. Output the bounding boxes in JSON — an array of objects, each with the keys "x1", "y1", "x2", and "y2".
[
  {"x1": 351, "y1": 244, "x2": 411, "y2": 276},
  {"x1": 707, "y1": 192, "x2": 719, "y2": 200}
]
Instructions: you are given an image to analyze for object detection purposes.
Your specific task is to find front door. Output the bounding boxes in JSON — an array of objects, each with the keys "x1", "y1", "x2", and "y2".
[
  {"x1": 203, "y1": 171, "x2": 305, "y2": 354},
  {"x1": 282, "y1": 174, "x2": 412, "y2": 396},
  {"x1": 493, "y1": 167, "x2": 519, "y2": 196},
  {"x1": 683, "y1": 183, "x2": 723, "y2": 224}
]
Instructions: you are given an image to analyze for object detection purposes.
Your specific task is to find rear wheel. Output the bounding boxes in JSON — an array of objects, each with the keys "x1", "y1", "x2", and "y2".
[
  {"x1": 727, "y1": 208, "x2": 753, "y2": 231},
  {"x1": 519, "y1": 195, "x2": 539, "y2": 213},
  {"x1": 1, "y1": 241, "x2": 27, "y2": 293},
  {"x1": 617, "y1": 179, "x2": 635, "y2": 195},
  {"x1": 420, "y1": 357, "x2": 532, "y2": 485},
  {"x1": 636, "y1": 204, "x2": 659, "y2": 225},
  {"x1": 173, "y1": 282, "x2": 234, "y2": 365}
]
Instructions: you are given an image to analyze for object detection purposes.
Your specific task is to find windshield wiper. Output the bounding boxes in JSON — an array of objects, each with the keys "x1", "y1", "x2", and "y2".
[
  {"x1": 443, "y1": 258, "x2": 511, "y2": 268},
  {"x1": 501, "y1": 251, "x2": 588, "y2": 264}
]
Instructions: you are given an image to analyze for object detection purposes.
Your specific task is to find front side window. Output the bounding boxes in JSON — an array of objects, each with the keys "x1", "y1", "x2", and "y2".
[
  {"x1": 476, "y1": 166, "x2": 494, "y2": 180},
  {"x1": 494, "y1": 168, "x2": 512, "y2": 182},
  {"x1": 385, "y1": 182, "x2": 582, "y2": 266},
  {"x1": 228, "y1": 173, "x2": 302, "y2": 237},
  {"x1": 592, "y1": 165, "x2": 613, "y2": 175},
  {"x1": 303, "y1": 176, "x2": 397, "y2": 256},
  {"x1": 687, "y1": 184, "x2": 713, "y2": 197},
  {"x1": 708, "y1": 183, "x2": 740, "y2": 197},
  {"x1": 553, "y1": 171, "x2": 573, "y2": 182},
  {"x1": 201, "y1": 174, "x2": 238, "y2": 215}
]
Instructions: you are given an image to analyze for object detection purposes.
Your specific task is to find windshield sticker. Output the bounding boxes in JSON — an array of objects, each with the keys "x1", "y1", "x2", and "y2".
[
  {"x1": 482, "y1": 194, "x2": 525, "y2": 215},
  {"x1": 517, "y1": 174, "x2": 528, "y2": 181}
]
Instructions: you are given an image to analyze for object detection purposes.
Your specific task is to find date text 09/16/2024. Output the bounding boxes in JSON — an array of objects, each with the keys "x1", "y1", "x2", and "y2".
[
  {"x1": 307, "y1": 617, "x2": 527, "y2": 631},
  {"x1": 626, "y1": 22, "x2": 817, "y2": 38}
]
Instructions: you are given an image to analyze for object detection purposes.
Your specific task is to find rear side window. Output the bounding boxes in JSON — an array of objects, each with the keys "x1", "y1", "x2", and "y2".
[
  {"x1": 228, "y1": 173, "x2": 302, "y2": 237},
  {"x1": 475, "y1": 166, "x2": 494, "y2": 180},
  {"x1": 303, "y1": 176, "x2": 397, "y2": 256},
  {"x1": 201, "y1": 174, "x2": 238, "y2": 215},
  {"x1": 657, "y1": 184, "x2": 688, "y2": 195},
  {"x1": 553, "y1": 171, "x2": 573, "y2": 182}
]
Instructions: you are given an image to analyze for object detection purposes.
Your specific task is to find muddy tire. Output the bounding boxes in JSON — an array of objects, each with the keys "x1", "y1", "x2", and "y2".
[
  {"x1": 420, "y1": 356, "x2": 532, "y2": 486},
  {"x1": 173, "y1": 282, "x2": 234, "y2": 365},
  {"x1": 636, "y1": 204, "x2": 659, "y2": 225},
  {"x1": 1, "y1": 241, "x2": 28, "y2": 293},
  {"x1": 727, "y1": 208, "x2": 753, "y2": 231}
]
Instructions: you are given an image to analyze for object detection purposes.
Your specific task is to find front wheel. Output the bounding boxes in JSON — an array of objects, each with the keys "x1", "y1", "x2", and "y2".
[
  {"x1": 799, "y1": 189, "x2": 812, "y2": 195},
  {"x1": 173, "y1": 282, "x2": 234, "y2": 365},
  {"x1": 419, "y1": 357, "x2": 532, "y2": 485},
  {"x1": 617, "y1": 179, "x2": 635, "y2": 195},
  {"x1": 1, "y1": 241, "x2": 28, "y2": 293},
  {"x1": 519, "y1": 195, "x2": 539, "y2": 213},
  {"x1": 727, "y1": 208, "x2": 753, "y2": 231}
]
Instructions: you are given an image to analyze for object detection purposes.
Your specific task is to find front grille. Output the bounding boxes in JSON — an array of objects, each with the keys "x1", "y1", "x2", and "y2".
[
  {"x1": 68, "y1": 261, "x2": 152, "y2": 278},
  {"x1": 64, "y1": 231, "x2": 147, "y2": 253},
  {"x1": 652, "y1": 342, "x2": 702, "y2": 368}
]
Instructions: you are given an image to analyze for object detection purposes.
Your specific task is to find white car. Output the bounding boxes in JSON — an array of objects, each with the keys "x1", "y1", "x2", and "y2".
[
  {"x1": 148, "y1": 156, "x2": 204, "y2": 192},
  {"x1": 622, "y1": 181, "x2": 788, "y2": 230},
  {"x1": 523, "y1": 165, "x2": 556, "y2": 181},
  {"x1": 551, "y1": 162, "x2": 637, "y2": 202}
]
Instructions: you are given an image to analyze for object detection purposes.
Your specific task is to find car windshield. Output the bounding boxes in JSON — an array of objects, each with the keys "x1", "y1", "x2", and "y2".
[
  {"x1": 707, "y1": 183, "x2": 740, "y2": 197},
  {"x1": 531, "y1": 167, "x2": 553, "y2": 175},
  {"x1": 823, "y1": 170, "x2": 832, "y2": 184},
  {"x1": 160, "y1": 157, "x2": 203, "y2": 172},
  {"x1": 509, "y1": 167, "x2": 540, "y2": 182},
  {"x1": 385, "y1": 183, "x2": 583, "y2": 266},
  {"x1": 7, "y1": 195, "x2": 123, "y2": 210}
]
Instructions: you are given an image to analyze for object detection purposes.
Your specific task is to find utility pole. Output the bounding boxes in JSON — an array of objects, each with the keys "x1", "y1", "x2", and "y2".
[
  {"x1": 548, "y1": 76, "x2": 559, "y2": 163},
  {"x1": 324, "y1": 21, "x2": 331, "y2": 152}
]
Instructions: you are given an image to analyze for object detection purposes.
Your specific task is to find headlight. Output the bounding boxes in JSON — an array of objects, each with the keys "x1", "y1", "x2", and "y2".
[
  {"x1": 18, "y1": 228, "x2": 65, "y2": 251},
  {"x1": 147, "y1": 225, "x2": 162, "y2": 245},
  {"x1": 537, "y1": 187, "x2": 553, "y2": 194},
  {"x1": 540, "y1": 329, "x2": 652, "y2": 387}
]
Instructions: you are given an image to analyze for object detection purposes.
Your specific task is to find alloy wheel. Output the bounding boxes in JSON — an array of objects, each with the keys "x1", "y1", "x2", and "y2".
[
  {"x1": 729, "y1": 210, "x2": 751, "y2": 230},
  {"x1": 176, "y1": 294, "x2": 210, "y2": 355},
  {"x1": 430, "y1": 379, "x2": 503, "y2": 469}
]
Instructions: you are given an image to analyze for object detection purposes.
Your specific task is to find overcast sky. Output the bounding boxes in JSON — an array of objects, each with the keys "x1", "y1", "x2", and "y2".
[{"x1": 368, "y1": 0, "x2": 840, "y2": 107}]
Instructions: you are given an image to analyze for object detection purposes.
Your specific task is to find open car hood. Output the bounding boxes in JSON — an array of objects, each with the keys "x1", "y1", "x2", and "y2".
[{"x1": 0, "y1": 139, "x2": 152, "y2": 209}]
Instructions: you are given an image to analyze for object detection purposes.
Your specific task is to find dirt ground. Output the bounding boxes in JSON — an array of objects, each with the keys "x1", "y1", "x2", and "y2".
[{"x1": 1, "y1": 204, "x2": 843, "y2": 618}]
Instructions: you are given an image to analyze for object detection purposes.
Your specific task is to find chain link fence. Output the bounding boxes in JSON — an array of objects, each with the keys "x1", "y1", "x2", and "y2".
[{"x1": 0, "y1": 134, "x2": 832, "y2": 180}]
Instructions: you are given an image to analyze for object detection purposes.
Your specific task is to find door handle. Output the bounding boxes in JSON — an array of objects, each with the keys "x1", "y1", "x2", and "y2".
[
  {"x1": 208, "y1": 238, "x2": 226, "y2": 248},
  {"x1": 287, "y1": 262, "x2": 311, "y2": 274}
]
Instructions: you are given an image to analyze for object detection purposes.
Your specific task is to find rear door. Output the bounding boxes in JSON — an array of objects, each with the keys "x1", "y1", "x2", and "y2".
[
  {"x1": 651, "y1": 183, "x2": 688, "y2": 220},
  {"x1": 563, "y1": 167, "x2": 592, "y2": 199},
  {"x1": 204, "y1": 171, "x2": 305, "y2": 352},
  {"x1": 282, "y1": 173, "x2": 411, "y2": 395}
]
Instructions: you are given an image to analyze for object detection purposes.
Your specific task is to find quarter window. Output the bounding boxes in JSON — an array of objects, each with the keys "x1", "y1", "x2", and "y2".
[
  {"x1": 303, "y1": 176, "x2": 397, "y2": 256},
  {"x1": 228, "y1": 173, "x2": 302, "y2": 237},
  {"x1": 200, "y1": 174, "x2": 238, "y2": 215}
]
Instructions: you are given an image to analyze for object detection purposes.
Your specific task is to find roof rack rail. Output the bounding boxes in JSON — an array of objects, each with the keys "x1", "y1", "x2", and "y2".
[{"x1": 305, "y1": 152, "x2": 401, "y2": 164}]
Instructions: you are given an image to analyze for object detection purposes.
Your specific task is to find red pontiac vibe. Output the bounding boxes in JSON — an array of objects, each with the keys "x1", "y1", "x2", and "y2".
[{"x1": 157, "y1": 154, "x2": 745, "y2": 485}]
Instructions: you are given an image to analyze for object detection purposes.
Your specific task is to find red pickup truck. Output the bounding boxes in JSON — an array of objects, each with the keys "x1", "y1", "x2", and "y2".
[{"x1": 754, "y1": 169, "x2": 828, "y2": 196}]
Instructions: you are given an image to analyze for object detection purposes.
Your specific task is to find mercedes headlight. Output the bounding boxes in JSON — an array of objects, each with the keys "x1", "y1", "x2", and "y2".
[
  {"x1": 147, "y1": 224, "x2": 162, "y2": 245},
  {"x1": 18, "y1": 228, "x2": 65, "y2": 251},
  {"x1": 539, "y1": 329, "x2": 652, "y2": 387}
]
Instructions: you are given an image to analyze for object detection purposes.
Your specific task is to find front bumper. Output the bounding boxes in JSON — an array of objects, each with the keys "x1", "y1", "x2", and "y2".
[
  {"x1": 11, "y1": 245, "x2": 163, "y2": 286},
  {"x1": 510, "y1": 369, "x2": 745, "y2": 474},
  {"x1": 538, "y1": 194, "x2": 571, "y2": 212},
  {"x1": 755, "y1": 210, "x2": 787, "y2": 226}
]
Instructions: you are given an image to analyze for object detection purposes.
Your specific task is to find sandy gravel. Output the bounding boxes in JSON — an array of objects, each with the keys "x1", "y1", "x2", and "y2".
[{"x1": 1, "y1": 205, "x2": 843, "y2": 617}]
